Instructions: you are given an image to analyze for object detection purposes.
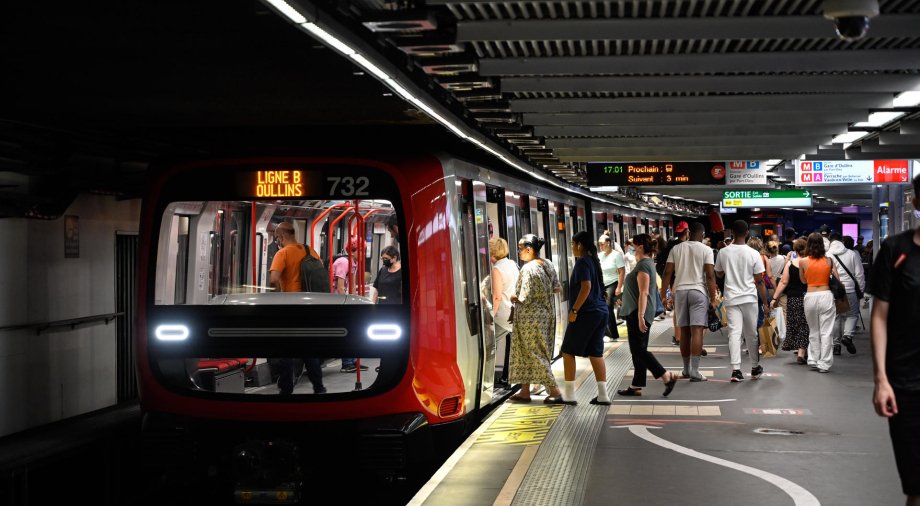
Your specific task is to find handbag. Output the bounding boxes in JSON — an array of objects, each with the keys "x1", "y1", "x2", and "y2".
[
  {"x1": 825, "y1": 258, "x2": 847, "y2": 301},
  {"x1": 763, "y1": 274, "x2": 775, "y2": 290},
  {"x1": 832, "y1": 254, "x2": 864, "y2": 299},
  {"x1": 707, "y1": 307, "x2": 722, "y2": 333},
  {"x1": 829, "y1": 274, "x2": 847, "y2": 301},
  {"x1": 834, "y1": 296, "x2": 851, "y2": 315}
]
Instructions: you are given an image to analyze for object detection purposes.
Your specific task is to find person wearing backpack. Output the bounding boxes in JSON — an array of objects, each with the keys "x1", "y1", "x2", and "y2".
[
  {"x1": 870, "y1": 173, "x2": 920, "y2": 506},
  {"x1": 269, "y1": 222, "x2": 326, "y2": 395},
  {"x1": 828, "y1": 233, "x2": 865, "y2": 355}
]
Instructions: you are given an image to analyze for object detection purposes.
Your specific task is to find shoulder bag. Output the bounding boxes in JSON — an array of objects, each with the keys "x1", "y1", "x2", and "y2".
[
  {"x1": 832, "y1": 254, "x2": 863, "y2": 299},
  {"x1": 827, "y1": 258, "x2": 848, "y2": 303}
]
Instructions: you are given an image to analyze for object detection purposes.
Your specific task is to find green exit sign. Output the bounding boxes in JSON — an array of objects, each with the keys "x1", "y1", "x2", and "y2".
[{"x1": 722, "y1": 189, "x2": 813, "y2": 208}]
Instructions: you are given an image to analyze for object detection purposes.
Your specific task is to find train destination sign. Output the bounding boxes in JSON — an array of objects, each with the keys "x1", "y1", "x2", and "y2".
[
  {"x1": 253, "y1": 170, "x2": 307, "y2": 197},
  {"x1": 794, "y1": 160, "x2": 911, "y2": 186},
  {"x1": 723, "y1": 189, "x2": 813, "y2": 209},
  {"x1": 586, "y1": 162, "x2": 727, "y2": 186}
]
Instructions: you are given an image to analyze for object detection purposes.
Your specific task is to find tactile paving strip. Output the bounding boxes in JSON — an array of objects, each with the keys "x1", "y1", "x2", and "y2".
[{"x1": 509, "y1": 327, "x2": 646, "y2": 506}]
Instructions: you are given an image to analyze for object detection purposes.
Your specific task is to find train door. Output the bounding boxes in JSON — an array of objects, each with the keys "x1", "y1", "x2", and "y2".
[
  {"x1": 506, "y1": 192, "x2": 522, "y2": 264},
  {"x1": 457, "y1": 179, "x2": 498, "y2": 408},
  {"x1": 486, "y1": 185, "x2": 512, "y2": 390}
]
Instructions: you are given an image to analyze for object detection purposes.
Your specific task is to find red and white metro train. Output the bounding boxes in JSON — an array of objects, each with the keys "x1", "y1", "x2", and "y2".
[{"x1": 136, "y1": 152, "x2": 674, "y2": 501}]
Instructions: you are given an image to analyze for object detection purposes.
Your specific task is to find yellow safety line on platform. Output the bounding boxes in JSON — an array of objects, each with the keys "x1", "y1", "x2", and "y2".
[{"x1": 476, "y1": 405, "x2": 565, "y2": 446}]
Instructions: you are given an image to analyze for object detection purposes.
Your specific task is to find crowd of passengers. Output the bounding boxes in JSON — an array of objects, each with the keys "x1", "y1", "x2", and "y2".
[
  {"x1": 490, "y1": 217, "x2": 873, "y2": 405},
  {"x1": 498, "y1": 178, "x2": 920, "y2": 506}
]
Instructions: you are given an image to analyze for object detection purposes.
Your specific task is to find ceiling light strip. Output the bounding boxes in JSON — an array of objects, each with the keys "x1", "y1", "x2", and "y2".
[{"x1": 260, "y1": 0, "x2": 644, "y2": 210}]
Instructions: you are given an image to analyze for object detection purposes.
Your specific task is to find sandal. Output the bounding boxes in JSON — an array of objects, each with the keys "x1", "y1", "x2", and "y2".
[
  {"x1": 662, "y1": 373, "x2": 677, "y2": 397},
  {"x1": 616, "y1": 387, "x2": 642, "y2": 396},
  {"x1": 590, "y1": 396, "x2": 612, "y2": 406},
  {"x1": 544, "y1": 396, "x2": 577, "y2": 405},
  {"x1": 508, "y1": 394, "x2": 532, "y2": 403}
]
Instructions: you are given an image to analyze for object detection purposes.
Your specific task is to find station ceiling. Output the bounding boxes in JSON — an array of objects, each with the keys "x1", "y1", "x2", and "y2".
[{"x1": 2, "y1": 0, "x2": 920, "y2": 217}]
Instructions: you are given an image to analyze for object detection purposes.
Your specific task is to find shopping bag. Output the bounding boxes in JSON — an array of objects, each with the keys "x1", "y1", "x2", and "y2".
[
  {"x1": 759, "y1": 317, "x2": 778, "y2": 358},
  {"x1": 714, "y1": 294, "x2": 728, "y2": 328},
  {"x1": 772, "y1": 308, "x2": 786, "y2": 343}
]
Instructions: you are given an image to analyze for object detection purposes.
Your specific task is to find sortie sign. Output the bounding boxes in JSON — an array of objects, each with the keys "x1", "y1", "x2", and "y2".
[{"x1": 722, "y1": 189, "x2": 813, "y2": 208}]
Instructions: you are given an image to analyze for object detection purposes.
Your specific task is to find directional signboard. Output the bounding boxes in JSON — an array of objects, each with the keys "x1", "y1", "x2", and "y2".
[
  {"x1": 794, "y1": 160, "x2": 911, "y2": 186},
  {"x1": 587, "y1": 161, "x2": 727, "y2": 186},
  {"x1": 723, "y1": 189, "x2": 813, "y2": 208},
  {"x1": 727, "y1": 160, "x2": 769, "y2": 186}
]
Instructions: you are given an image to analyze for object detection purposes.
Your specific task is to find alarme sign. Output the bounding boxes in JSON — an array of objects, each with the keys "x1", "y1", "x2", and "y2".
[{"x1": 794, "y1": 160, "x2": 911, "y2": 186}]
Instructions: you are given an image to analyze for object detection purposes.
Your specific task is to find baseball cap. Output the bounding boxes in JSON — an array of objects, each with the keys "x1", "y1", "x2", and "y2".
[{"x1": 675, "y1": 221, "x2": 689, "y2": 233}]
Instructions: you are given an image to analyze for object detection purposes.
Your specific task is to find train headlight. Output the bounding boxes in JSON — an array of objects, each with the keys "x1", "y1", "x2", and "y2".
[
  {"x1": 367, "y1": 324, "x2": 401, "y2": 341},
  {"x1": 154, "y1": 324, "x2": 189, "y2": 341}
]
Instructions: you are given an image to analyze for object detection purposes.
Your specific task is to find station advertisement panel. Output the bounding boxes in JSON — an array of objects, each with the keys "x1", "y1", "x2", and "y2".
[
  {"x1": 722, "y1": 189, "x2": 813, "y2": 208},
  {"x1": 794, "y1": 160, "x2": 911, "y2": 186}
]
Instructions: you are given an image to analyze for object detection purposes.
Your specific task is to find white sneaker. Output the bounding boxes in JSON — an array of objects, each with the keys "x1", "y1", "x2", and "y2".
[{"x1": 603, "y1": 335, "x2": 618, "y2": 343}]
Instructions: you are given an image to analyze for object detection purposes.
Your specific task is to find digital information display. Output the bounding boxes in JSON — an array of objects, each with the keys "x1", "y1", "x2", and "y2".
[
  {"x1": 794, "y1": 160, "x2": 912, "y2": 186},
  {"x1": 587, "y1": 162, "x2": 727, "y2": 186},
  {"x1": 254, "y1": 170, "x2": 308, "y2": 197},
  {"x1": 723, "y1": 189, "x2": 813, "y2": 209}
]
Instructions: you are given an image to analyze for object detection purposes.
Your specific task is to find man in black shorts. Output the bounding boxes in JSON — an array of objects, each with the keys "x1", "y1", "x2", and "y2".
[{"x1": 870, "y1": 173, "x2": 920, "y2": 505}]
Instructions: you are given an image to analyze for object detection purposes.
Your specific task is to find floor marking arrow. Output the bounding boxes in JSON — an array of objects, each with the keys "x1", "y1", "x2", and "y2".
[{"x1": 615, "y1": 424, "x2": 820, "y2": 506}]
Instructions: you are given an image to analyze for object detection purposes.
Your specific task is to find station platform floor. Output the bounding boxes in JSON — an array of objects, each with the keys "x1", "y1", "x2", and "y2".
[{"x1": 409, "y1": 305, "x2": 904, "y2": 506}]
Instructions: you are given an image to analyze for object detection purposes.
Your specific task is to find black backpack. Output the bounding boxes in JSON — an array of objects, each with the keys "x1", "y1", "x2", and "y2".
[{"x1": 300, "y1": 255, "x2": 331, "y2": 293}]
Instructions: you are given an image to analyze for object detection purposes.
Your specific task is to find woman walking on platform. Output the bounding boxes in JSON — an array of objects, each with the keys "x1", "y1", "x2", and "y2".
[
  {"x1": 559, "y1": 232, "x2": 611, "y2": 405},
  {"x1": 771, "y1": 239, "x2": 809, "y2": 364},
  {"x1": 799, "y1": 233, "x2": 842, "y2": 373},
  {"x1": 618, "y1": 234, "x2": 678, "y2": 397},
  {"x1": 508, "y1": 235, "x2": 564, "y2": 403}
]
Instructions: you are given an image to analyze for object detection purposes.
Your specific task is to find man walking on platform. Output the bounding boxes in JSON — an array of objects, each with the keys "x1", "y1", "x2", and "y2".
[
  {"x1": 715, "y1": 220, "x2": 770, "y2": 382},
  {"x1": 660, "y1": 222, "x2": 717, "y2": 382},
  {"x1": 870, "y1": 174, "x2": 920, "y2": 506},
  {"x1": 828, "y1": 233, "x2": 865, "y2": 355}
]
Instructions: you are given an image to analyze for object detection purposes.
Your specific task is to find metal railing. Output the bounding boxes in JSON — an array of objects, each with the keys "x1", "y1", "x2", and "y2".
[{"x1": 0, "y1": 312, "x2": 124, "y2": 335}]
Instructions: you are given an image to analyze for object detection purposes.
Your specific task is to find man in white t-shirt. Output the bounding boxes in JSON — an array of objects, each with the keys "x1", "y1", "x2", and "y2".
[
  {"x1": 660, "y1": 222, "x2": 718, "y2": 381},
  {"x1": 715, "y1": 220, "x2": 770, "y2": 382}
]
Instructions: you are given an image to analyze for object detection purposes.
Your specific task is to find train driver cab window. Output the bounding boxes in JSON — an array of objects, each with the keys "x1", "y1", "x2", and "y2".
[
  {"x1": 148, "y1": 166, "x2": 405, "y2": 398},
  {"x1": 154, "y1": 199, "x2": 401, "y2": 306}
]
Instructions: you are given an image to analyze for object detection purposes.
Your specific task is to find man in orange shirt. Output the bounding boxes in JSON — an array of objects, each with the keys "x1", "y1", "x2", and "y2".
[{"x1": 269, "y1": 222, "x2": 326, "y2": 394}]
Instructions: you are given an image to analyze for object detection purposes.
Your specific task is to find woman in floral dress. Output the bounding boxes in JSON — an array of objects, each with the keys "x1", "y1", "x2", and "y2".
[{"x1": 508, "y1": 234, "x2": 563, "y2": 403}]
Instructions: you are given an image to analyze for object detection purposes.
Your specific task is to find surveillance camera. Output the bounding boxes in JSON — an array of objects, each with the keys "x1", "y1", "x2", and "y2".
[{"x1": 822, "y1": 0, "x2": 879, "y2": 41}]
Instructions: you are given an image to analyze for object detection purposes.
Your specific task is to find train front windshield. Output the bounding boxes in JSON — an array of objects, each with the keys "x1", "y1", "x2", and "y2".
[{"x1": 145, "y1": 164, "x2": 407, "y2": 399}]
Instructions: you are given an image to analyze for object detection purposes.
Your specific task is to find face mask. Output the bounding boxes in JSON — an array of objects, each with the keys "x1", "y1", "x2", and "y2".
[
  {"x1": 914, "y1": 209, "x2": 920, "y2": 220},
  {"x1": 382, "y1": 258, "x2": 393, "y2": 268},
  {"x1": 628, "y1": 246, "x2": 635, "y2": 253}
]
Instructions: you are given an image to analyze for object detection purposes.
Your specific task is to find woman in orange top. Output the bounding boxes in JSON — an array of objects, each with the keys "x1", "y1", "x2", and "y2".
[{"x1": 799, "y1": 233, "x2": 842, "y2": 373}]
